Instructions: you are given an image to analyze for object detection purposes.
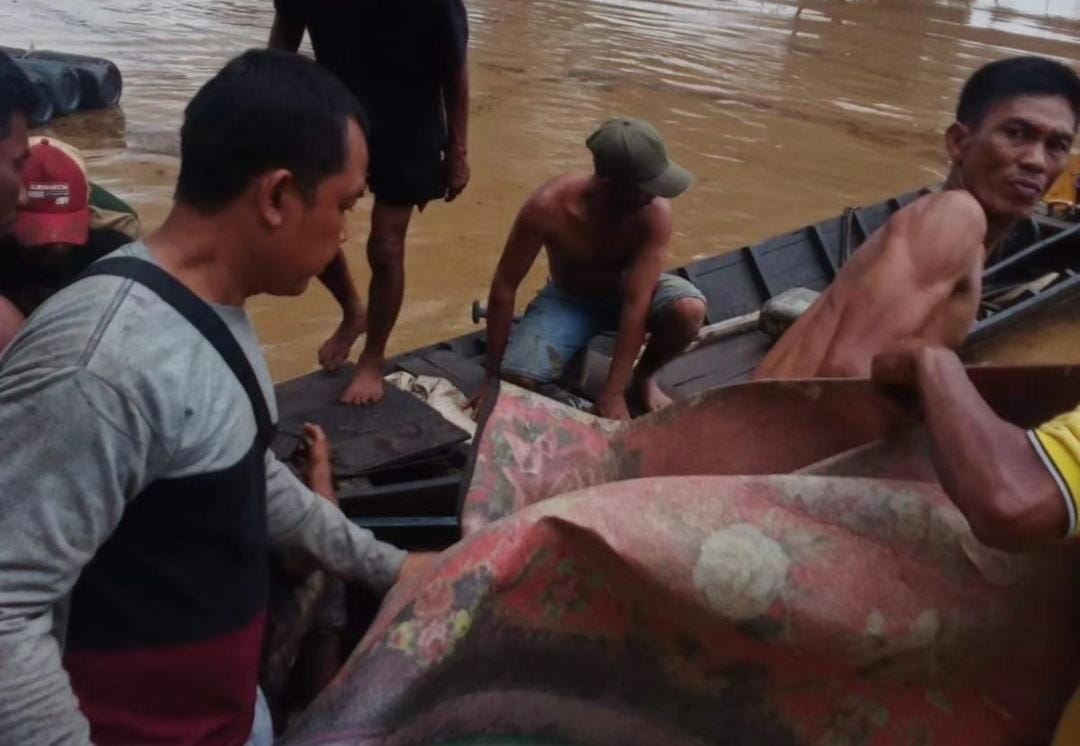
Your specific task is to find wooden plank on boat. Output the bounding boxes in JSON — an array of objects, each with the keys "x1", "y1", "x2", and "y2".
[
  {"x1": 351, "y1": 516, "x2": 460, "y2": 550},
  {"x1": 681, "y1": 250, "x2": 768, "y2": 323},
  {"x1": 272, "y1": 365, "x2": 470, "y2": 478},
  {"x1": 659, "y1": 330, "x2": 773, "y2": 397},
  {"x1": 807, "y1": 224, "x2": 839, "y2": 279},
  {"x1": 338, "y1": 474, "x2": 461, "y2": 517},
  {"x1": 747, "y1": 222, "x2": 837, "y2": 296}
]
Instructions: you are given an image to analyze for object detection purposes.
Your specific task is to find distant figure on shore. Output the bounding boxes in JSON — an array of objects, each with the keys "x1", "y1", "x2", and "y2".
[
  {"x1": 756, "y1": 56, "x2": 1080, "y2": 381},
  {"x1": 481, "y1": 118, "x2": 706, "y2": 420},
  {"x1": 269, "y1": 0, "x2": 470, "y2": 405},
  {"x1": 0, "y1": 137, "x2": 141, "y2": 350}
]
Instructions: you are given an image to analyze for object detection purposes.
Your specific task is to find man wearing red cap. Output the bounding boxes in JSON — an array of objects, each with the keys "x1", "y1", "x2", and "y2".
[
  {"x1": 0, "y1": 137, "x2": 139, "y2": 348},
  {"x1": 481, "y1": 117, "x2": 706, "y2": 420},
  {"x1": 17, "y1": 137, "x2": 92, "y2": 247}
]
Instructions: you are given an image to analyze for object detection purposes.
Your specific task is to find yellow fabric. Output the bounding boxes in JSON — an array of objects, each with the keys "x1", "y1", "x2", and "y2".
[
  {"x1": 1032, "y1": 408, "x2": 1080, "y2": 537},
  {"x1": 1045, "y1": 153, "x2": 1080, "y2": 208},
  {"x1": 1053, "y1": 687, "x2": 1080, "y2": 745},
  {"x1": 1033, "y1": 410, "x2": 1080, "y2": 743}
]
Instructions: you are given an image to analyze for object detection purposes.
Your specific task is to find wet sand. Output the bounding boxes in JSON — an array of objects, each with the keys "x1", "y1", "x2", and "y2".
[{"x1": 3, "y1": 0, "x2": 1080, "y2": 379}]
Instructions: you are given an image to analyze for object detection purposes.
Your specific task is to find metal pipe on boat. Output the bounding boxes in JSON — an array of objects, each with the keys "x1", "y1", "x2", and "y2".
[
  {"x1": 12, "y1": 58, "x2": 81, "y2": 116},
  {"x1": 686, "y1": 311, "x2": 760, "y2": 351}
]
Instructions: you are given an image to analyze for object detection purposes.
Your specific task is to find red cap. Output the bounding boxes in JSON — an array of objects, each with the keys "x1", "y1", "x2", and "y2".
[{"x1": 14, "y1": 137, "x2": 90, "y2": 247}]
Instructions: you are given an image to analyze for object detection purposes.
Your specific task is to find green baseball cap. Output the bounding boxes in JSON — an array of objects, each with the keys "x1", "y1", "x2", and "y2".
[{"x1": 586, "y1": 117, "x2": 694, "y2": 198}]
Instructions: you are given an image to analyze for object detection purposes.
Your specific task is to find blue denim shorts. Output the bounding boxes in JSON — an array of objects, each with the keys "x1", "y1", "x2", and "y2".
[{"x1": 501, "y1": 274, "x2": 706, "y2": 384}]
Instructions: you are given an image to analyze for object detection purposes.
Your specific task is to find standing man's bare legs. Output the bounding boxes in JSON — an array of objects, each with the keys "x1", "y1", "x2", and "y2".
[
  {"x1": 339, "y1": 199, "x2": 414, "y2": 405},
  {"x1": 317, "y1": 251, "x2": 368, "y2": 371}
]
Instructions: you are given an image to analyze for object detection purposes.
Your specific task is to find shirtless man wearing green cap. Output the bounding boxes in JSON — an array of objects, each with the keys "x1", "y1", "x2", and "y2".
[{"x1": 480, "y1": 117, "x2": 706, "y2": 420}]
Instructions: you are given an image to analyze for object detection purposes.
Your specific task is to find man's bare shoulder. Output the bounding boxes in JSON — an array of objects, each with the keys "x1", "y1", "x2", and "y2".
[
  {"x1": 872, "y1": 189, "x2": 988, "y2": 273},
  {"x1": 642, "y1": 195, "x2": 673, "y2": 221},
  {"x1": 635, "y1": 196, "x2": 673, "y2": 239},
  {"x1": 892, "y1": 190, "x2": 988, "y2": 245},
  {"x1": 528, "y1": 173, "x2": 588, "y2": 207},
  {"x1": 519, "y1": 174, "x2": 586, "y2": 223}
]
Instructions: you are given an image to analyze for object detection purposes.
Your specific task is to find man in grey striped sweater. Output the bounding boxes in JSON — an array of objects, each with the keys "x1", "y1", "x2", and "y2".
[{"x1": 0, "y1": 49, "x2": 428, "y2": 746}]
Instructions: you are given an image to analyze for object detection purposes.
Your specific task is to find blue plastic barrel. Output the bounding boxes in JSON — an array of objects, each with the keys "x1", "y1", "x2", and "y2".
[
  {"x1": 18, "y1": 67, "x2": 57, "y2": 126},
  {"x1": 13, "y1": 58, "x2": 81, "y2": 116},
  {"x1": 25, "y1": 50, "x2": 122, "y2": 109}
]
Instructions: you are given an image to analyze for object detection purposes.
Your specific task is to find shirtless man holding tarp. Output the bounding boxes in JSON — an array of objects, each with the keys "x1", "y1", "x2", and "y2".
[{"x1": 756, "y1": 56, "x2": 1080, "y2": 381}]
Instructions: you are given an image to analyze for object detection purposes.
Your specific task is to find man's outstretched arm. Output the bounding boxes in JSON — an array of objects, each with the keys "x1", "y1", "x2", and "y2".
[
  {"x1": 873, "y1": 343, "x2": 1069, "y2": 550},
  {"x1": 265, "y1": 453, "x2": 408, "y2": 592},
  {"x1": 599, "y1": 206, "x2": 671, "y2": 420},
  {"x1": 483, "y1": 202, "x2": 546, "y2": 382}
]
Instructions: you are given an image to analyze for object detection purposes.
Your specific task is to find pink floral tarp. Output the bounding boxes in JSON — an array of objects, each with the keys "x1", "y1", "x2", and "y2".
[{"x1": 281, "y1": 369, "x2": 1080, "y2": 745}]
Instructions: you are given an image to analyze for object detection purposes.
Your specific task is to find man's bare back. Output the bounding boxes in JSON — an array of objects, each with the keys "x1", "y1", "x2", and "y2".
[
  {"x1": 757, "y1": 65, "x2": 1080, "y2": 381},
  {"x1": 755, "y1": 190, "x2": 987, "y2": 380}
]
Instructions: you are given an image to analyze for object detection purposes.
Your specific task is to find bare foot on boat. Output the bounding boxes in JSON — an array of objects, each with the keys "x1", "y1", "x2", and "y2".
[
  {"x1": 318, "y1": 314, "x2": 367, "y2": 371},
  {"x1": 340, "y1": 354, "x2": 385, "y2": 405},
  {"x1": 634, "y1": 374, "x2": 673, "y2": 413}
]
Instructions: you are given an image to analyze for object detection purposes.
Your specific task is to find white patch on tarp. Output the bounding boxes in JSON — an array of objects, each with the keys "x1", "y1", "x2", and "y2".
[{"x1": 693, "y1": 523, "x2": 790, "y2": 621}]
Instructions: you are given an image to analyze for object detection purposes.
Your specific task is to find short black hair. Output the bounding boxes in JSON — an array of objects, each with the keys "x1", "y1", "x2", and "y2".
[
  {"x1": 957, "y1": 56, "x2": 1080, "y2": 130},
  {"x1": 175, "y1": 48, "x2": 367, "y2": 212},
  {"x1": 0, "y1": 51, "x2": 38, "y2": 140}
]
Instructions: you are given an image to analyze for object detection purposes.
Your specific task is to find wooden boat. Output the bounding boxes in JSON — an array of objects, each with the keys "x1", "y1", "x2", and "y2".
[{"x1": 274, "y1": 187, "x2": 1080, "y2": 548}]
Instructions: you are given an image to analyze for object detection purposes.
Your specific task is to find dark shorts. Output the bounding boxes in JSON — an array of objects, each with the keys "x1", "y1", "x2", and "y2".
[
  {"x1": 366, "y1": 100, "x2": 448, "y2": 208},
  {"x1": 501, "y1": 275, "x2": 707, "y2": 384}
]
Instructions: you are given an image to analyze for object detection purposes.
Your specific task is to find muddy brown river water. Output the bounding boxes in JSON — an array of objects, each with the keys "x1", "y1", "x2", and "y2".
[{"x1": 3, "y1": 0, "x2": 1080, "y2": 379}]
